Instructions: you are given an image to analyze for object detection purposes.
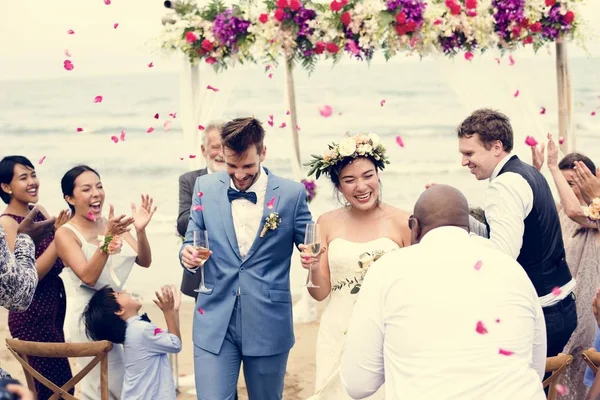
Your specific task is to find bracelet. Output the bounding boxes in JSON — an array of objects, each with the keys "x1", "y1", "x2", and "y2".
[{"x1": 98, "y1": 234, "x2": 123, "y2": 255}]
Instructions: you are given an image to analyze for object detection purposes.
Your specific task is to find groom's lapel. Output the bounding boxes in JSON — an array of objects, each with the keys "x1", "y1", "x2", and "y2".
[
  {"x1": 243, "y1": 172, "x2": 281, "y2": 263},
  {"x1": 219, "y1": 177, "x2": 242, "y2": 261}
]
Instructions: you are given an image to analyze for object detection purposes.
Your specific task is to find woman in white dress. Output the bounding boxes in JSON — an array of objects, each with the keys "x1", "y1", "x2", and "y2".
[
  {"x1": 54, "y1": 165, "x2": 156, "y2": 400},
  {"x1": 303, "y1": 133, "x2": 411, "y2": 399}
]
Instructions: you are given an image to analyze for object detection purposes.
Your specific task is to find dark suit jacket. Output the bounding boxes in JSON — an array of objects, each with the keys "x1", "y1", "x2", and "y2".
[{"x1": 177, "y1": 168, "x2": 207, "y2": 298}]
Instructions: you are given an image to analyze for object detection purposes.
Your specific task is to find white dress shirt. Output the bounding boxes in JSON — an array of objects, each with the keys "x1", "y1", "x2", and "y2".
[
  {"x1": 230, "y1": 167, "x2": 268, "y2": 259},
  {"x1": 476, "y1": 154, "x2": 574, "y2": 306},
  {"x1": 340, "y1": 227, "x2": 547, "y2": 400}
]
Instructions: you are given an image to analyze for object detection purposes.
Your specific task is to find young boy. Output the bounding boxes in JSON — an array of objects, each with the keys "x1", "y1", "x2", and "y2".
[{"x1": 83, "y1": 285, "x2": 182, "y2": 400}]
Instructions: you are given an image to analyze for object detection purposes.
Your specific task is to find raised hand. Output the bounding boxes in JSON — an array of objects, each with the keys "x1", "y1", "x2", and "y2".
[
  {"x1": 545, "y1": 134, "x2": 558, "y2": 169},
  {"x1": 153, "y1": 286, "x2": 176, "y2": 313},
  {"x1": 104, "y1": 204, "x2": 134, "y2": 237},
  {"x1": 531, "y1": 141, "x2": 546, "y2": 171},
  {"x1": 54, "y1": 209, "x2": 71, "y2": 231},
  {"x1": 172, "y1": 285, "x2": 182, "y2": 312},
  {"x1": 573, "y1": 161, "x2": 600, "y2": 204},
  {"x1": 17, "y1": 206, "x2": 56, "y2": 245},
  {"x1": 131, "y1": 194, "x2": 157, "y2": 232}
]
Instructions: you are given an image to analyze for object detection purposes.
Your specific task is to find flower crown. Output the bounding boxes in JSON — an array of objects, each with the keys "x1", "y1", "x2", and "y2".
[{"x1": 306, "y1": 133, "x2": 389, "y2": 179}]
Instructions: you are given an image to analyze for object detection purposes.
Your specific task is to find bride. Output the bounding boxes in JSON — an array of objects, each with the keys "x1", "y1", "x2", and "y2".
[{"x1": 302, "y1": 133, "x2": 411, "y2": 399}]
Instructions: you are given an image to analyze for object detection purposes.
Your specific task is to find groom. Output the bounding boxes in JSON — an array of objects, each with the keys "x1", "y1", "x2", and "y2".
[{"x1": 179, "y1": 117, "x2": 317, "y2": 399}]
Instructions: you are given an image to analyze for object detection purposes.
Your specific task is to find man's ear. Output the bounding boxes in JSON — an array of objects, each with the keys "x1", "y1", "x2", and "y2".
[{"x1": 201, "y1": 144, "x2": 207, "y2": 157}]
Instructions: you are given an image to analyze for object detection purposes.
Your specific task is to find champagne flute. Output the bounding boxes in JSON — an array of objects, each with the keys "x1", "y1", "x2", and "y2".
[
  {"x1": 193, "y1": 230, "x2": 213, "y2": 294},
  {"x1": 303, "y1": 223, "x2": 321, "y2": 288}
]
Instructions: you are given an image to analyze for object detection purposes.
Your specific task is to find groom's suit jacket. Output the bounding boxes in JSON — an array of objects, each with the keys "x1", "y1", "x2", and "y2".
[{"x1": 180, "y1": 168, "x2": 312, "y2": 357}]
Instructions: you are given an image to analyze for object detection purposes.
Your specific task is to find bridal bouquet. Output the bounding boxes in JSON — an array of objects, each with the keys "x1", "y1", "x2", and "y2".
[{"x1": 332, "y1": 249, "x2": 387, "y2": 294}]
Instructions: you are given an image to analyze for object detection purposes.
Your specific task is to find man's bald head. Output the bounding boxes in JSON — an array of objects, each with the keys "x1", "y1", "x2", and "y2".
[{"x1": 411, "y1": 185, "x2": 470, "y2": 244}]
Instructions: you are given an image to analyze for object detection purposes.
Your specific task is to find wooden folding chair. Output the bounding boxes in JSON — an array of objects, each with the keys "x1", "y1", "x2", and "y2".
[
  {"x1": 543, "y1": 353, "x2": 574, "y2": 400},
  {"x1": 582, "y1": 348, "x2": 600, "y2": 376},
  {"x1": 6, "y1": 339, "x2": 113, "y2": 400}
]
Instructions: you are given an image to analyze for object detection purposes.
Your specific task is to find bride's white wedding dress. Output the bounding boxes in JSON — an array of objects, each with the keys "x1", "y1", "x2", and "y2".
[{"x1": 310, "y1": 237, "x2": 400, "y2": 399}]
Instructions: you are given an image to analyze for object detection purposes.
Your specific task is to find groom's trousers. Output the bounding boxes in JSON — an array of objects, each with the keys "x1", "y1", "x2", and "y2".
[{"x1": 193, "y1": 296, "x2": 290, "y2": 400}]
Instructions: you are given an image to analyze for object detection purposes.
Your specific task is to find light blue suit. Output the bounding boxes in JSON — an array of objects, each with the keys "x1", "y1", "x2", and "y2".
[{"x1": 179, "y1": 168, "x2": 312, "y2": 400}]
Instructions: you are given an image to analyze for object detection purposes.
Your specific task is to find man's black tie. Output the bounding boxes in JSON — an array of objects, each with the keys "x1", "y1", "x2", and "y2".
[{"x1": 227, "y1": 188, "x2": 257, "y2": 204}]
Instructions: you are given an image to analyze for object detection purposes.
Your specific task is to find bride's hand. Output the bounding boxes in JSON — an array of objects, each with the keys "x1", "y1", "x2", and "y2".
[
  {"x1": 131, "y1": 194, "x2": 157, "y2": 232},
  {"x1": 299, "y1": 244, "x2": 326, "y2": 270}
]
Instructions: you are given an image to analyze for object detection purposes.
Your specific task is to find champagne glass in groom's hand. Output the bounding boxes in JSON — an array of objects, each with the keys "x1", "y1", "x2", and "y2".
[{"x1": 193, "y1": 230, "x2": 212, "y2": 294}]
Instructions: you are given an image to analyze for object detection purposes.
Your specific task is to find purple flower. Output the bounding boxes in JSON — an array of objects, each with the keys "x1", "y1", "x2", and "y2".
[
  {"x1": 386, "y1": 0, "x2": 426, "y2": 27},
  {"x1": 293, "y1": 7, "x2": 316, "y2": 37},
  {"x1": 213, "y1": 8, "x2": 251, "y2": 48},
  {"x1": 492, "y1": 0, "x2": 525, "y2": 40},
  {"x1": 301, "y1": 179, "x2": 317, "y2": 202}
]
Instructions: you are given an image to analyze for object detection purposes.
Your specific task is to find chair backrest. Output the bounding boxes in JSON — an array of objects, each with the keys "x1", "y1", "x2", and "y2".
[
  {"x1": 543, "y1": 353, "x2": 574, "y2": 400},
  {"x1": 5, "y1": 339, "x2": 113, "y2": 400},
  {"x1": 583, "y1": 348, "x2": 600, "y2": 376}
]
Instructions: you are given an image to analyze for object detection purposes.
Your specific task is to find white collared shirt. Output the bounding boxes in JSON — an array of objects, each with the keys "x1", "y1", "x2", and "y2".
[
  {"x1": 340, "y1": 227, "x2": 547, "y2": 400},
  {"x1": 229, "y1": 167, "x2": 268, "y2": 259},
  {"x1": 476, "y1": 154, "x2": 574, "y2": 306}
]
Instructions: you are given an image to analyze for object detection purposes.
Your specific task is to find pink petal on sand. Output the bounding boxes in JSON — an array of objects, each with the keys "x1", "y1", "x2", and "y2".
[
  {"x1": 558, "y1": 136, "x2": 565, "y2": 145},
  {"x1": 147, "y1": 127, "x2": 154, "y2": 133},
  {"x1": 63, "y1": 60, "x2": 74, "y2": 71},
  {"x1": 513, "y1": 90, "x2": 520, "y2": 98},
  {"x1": 555, "y1": 384, "x2": 568, "y2": 395},
  {"x1": 475, "y1": 321, "x2": 488, "y2": 335},
  {"x1": 76, "y1": 127, "x2": 84, "y2": 132},
  {"x1": 111, "y1": 136, "x2": 119, "y2": 143},
  {"x1": 197, "y1": 192, "x2": 203, "y2": 197},
  {"x1": 67, "y1": 29, "x2": 75, "y2": 35},
  {"x1": 198, "y1": 307, "x2": 205, "y2": 315},
  {"x1": 154, "y1": 113, "x2": 159, "y2": 119},
  {"x1": 525, "y1": 136, "x2": 538, "y2": 147},
  {"x1": 465, "y1": 51, "x2": 474, "y2": 61},
  {"x1": 198, "y1": 125, "x2": 205, "y2": 130},
  {"x1": 94, "y1": 95, "x2": 103, "y2": 103},
  {"x1": 473, "y1": 260, "x2": 483, "y2": 271},
  {"x1": 163, "y1": 120, "x2": 172, "y2": 131},
  {"x1": 319, "y1": 105, "x2": 333, "y2": 117},
  {"x1": 551, "y1": 286, "x2": 562, "y2": 296},
  {"x1": 266, "y1": 197, "x2": 276, "y2": 209},
  {"x1": 65, "y1": 49, "x2": 72, "y2": 57},
  {"x1": 113, "y1": 23, "x2": 119, "y2": 29},
  {"x1": 193, "y1": 205, "x2": 204, "y2": 211},
  {"x1": 499, "y1": 349, "x2": 514, "y2": 356},
  {"x1": 148, "y1": 62, "x2": 154, "y2": 68},
  {"x1": 395, "y1": 135, "x2": 404, "y2": 148},
  {"x1": 87, "y1": 211, "x2": 96, "y2": 221},
  {"x1": 207, "y1": 85, "x2": 219, "y2": 92},
  {"x1": 279, "y1": 123, "x2": 287, "y2": 128},
  {"x1": 189, "y1": 155, "x2": 196, "y2": 159},
  {"x1": 38, "y1": 156, "x2": 46, "y2": 165},
  {"x1": 153, "y1": 328, "x2": 163, "y2": 336},
  {"x1": 540, "y1": 106, "x2": 546, "y2": 114},
  {"x1": 380, "y1": 99, "x2": 386, "y2": 107},
  {"x1": 508, "y1": 55, "x2": 515, "y2": 65},
  {"x1": 120, "y1": 130, "x2": 126, "y2": 141}
]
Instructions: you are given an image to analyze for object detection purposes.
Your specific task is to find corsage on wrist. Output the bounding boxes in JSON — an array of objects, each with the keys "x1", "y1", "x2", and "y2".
[
  {"x1": 583, "y1": 198, "x2": 600, "y2": 221},
  {"x1": 98, "y1": 235, "x2": 123, "y2": 255}
]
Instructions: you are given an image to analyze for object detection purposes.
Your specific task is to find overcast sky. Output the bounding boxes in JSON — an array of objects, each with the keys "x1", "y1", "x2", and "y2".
[{"x1": 1, "y1": 0, "x2": 599, "y2": 81}]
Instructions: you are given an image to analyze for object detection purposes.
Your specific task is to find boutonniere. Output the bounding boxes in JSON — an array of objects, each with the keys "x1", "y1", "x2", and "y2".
[{"x1": 260, "y1": 212, "x2": 281, "y2": 238}]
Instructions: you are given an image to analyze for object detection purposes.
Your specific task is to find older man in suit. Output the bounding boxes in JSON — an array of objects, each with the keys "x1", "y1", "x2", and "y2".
[{"x1": 177, "y1": 123, "x2": 225, "y2": 298}]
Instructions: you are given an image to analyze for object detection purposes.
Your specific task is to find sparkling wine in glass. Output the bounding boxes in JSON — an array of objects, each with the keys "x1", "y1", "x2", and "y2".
[
  {"x1": 303, "y1": 223, "x2": 321, "y2": 288},
  {"x1": 193, "y1": 230, "x2": 212, "y2": 294}
]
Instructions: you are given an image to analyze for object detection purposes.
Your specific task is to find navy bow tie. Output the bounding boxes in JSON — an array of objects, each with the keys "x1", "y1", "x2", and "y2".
[
  {"x1": 140, "y1": 313, "x2": 151, "y2": 323},
  {"x1": 227, "y1": 188, "x2": 257, "y2": 204}
]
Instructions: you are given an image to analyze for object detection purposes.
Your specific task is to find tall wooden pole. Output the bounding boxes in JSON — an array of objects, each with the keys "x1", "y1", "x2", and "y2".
[
  {"x1": 285, "y1": 59, "x2": 303, "y2": 181},
  {"x1": 556, "y1": 40, "x2": 574, "y2": 153}
]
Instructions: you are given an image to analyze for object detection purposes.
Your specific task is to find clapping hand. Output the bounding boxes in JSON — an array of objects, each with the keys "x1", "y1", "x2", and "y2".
[
  {"x1": 546, "y1": 133, "x2": 559, "y2": 169},
  {"x1": 17, "y1": 206, "x2": 55, "y2": 245},
  {"x1": 54, "y1": 209, "x2": 71, "y2": 231},
  {"x1": 531, "y1": 141, "x2": 546, "y2": 171},
  {"x1": 153, "y1": 286, "x2": 179, "y2": 313},
  {"x1": 573, "y1": 161, "x2": 600, "y2": 204},
  {"x1": 105, "y1": 205, "x2": 134, "y2": 237},
  {"x1": 131, "y1": 194, "x2": 157, "y2": 232}
]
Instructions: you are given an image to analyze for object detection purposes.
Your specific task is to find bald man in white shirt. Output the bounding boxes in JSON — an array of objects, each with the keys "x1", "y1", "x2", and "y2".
[{"x1": 341, "y1": 185, "x2": 546, "y2": 400}]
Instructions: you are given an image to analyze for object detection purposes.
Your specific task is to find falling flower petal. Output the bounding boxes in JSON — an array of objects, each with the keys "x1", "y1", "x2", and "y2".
[
  {"x1": 207, "y1": 85, "x2": 219, "y2": 92},
  {"x1": 496, "y1": 319, "x2": 501, "y2": 323},
  {"x1": 268, "y1": 114, "x2": 274, "y2": 121},
  {"x1": 513, "y1": 90, "x2": 520, "y2": 98},
  {"x1": 76, "y1": 127, "x2": 84, "y2": 132},
  {"x1": 169, "y1": 112, "x2": 177, "y2": 118},
  {"x1": 111, "y1": 136, "x2": 119, "y2": 143},
  {"x1": 558, "y1": 136, "x2": 565, "y2": 145},
  {"x1": 38, "y1": 156, "x2": 46, "y2": 165},
  {"x1": 499, "y1": 349, "x2": 514, "y2": 356},
  {"x1": 63, "y1": 60, "x2": 74, "y2": 71},
  {"x1": 104, "y1": 0, "x2": 111, "y2": 4},
  {"x1": 268, "y1": 73, "x2": 273, "y2": 79},
  {"x1": 198, "y1": 307, "x2": 205, "y2": 315},
  {"x1": 154, "y1": 113, "x2": 159, "y2": 119},
  {"x1": 65, "y1": 49, "x2": 72, "y2": 57},
  {"x1": 494, "y1": 58, "x2": 500, "y2": 64},
  {"x1": 179, "y1": 157, "x2": 184, "y2": 161},
  {"x1": 148, "y1": 62, "x2": 154, "y2": 68},
  {"x1": 296, "y1": 125, "x2": 301, "y2": 131},
  {"x1": 164, "y1": 120, "x2": 172, "y2": 131},
  {"x1": 473, "y1": 260, "x2": 483, "y2": 271},
  {"x1": 267, "y1": 120, "x2": 274, "y2": 127},
  {"x1": 592, "y1": 111, "x2": 597, "y2": 116},
  {"x1": 319, "y1": 105, "x2": 333, "y2": 117},
  {"x1": 551, "y1": 286, "x2": 562, "y2": 296},
  {"x1": 189, "y1": 155, "x2": 196, "y2": 159},
  {"x1": 94, "y1": 95, "x2": 103, "y2": 103},
  {"x1": 508, "y1": 55, "x2": 515, "y2": 66},
  {"x1": 465, "y1": 51, "x2": 474, "y2": 61},
  {"x1": 87, "y1": 212, "x2": 96, "y2": 221},
  {"x1": 286, "y1": 110, "x2": 290, "y2": 115},
  {"x1": 120, "y1": 130, "x2": 126, "y2": 141},
  {"x1": 67, "y1": 29, "x2": 75, "y2": 35},
  {"x1": 198, "y1": 125, "x2": 205, "y2": 130},
  {"x1": 380, "y1": 99, "x2": 386, "y2": 107},
  {"x1": 266, "y1": 197, "x2": 276, "y2": 209},
  {"x1": 475, "y1": 321, "x2": 488, "y2": 335},
  {"x1": 153, "y1": 328, "x2": 163, "y2": 335},
  {"x1": 525, "y1": 136, "x2": 538, "y2": 147},
  {"x1": 113, "y1": 23, "x2": 119, "y2": 29},
  {"x1": 147, "y1": 127, "x2": 154, "y2": 133},
  {"x1": 279, "y1": 123, "x2": 287, "y2": 128},
  {"x1": 540, "y1": 107, "x2": 546, "y2": 114},
  {"x1": 555, "y1": 384, "x2": 568, "y2": 396},
  {"x1": 395, "y1": 135, "x2": 404, "y2": 148},
  {"x1": 197, "y1": 192, "x2": 203, "y2": 197},
  {"x1": 193, "y1": 205, "x2": 203, "y2": 211}
]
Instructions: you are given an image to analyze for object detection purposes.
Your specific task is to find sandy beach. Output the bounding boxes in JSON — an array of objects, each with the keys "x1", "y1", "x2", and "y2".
[{"x1": 0, "y1": 298, "x2": 324, "y2": 399}]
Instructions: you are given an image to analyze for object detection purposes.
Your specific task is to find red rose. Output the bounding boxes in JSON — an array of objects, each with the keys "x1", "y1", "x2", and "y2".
[
  {"x1": 465, "y1": 0, "x2": 477, "y2": 9},
  {"x1": 529, "y1": 21, "x2": 541, "y2": 33},
  {"x1": 259, "y1": 13, "x2": 269, "y2": 23},
  {"x1": 185, "y1": 31, "x2": 198, "y2": 43},
  {"x1": 467, "y1": 9, "x2": 477, "y2": 17},
  {"x1": 326, "y1": 42, "x2": 339, "y2": 53},
  {"x1": 201, "y1": 39, "x2": 213, "y2": 52},
  {"x1": 341, "y1": 11, "x2": 351, "y2": 26},
  {"x1": 395, "y1": 11, "x2": 406, "y2": 24},
  {"x1": 545, "y1": 0, "x2": 556, "y2": 6},
  {"x1": 395, "y1": 24, "x2": 408, "y2": 35},
  {"x1": 564, "y1": 10, "x2": 575, "y2": 24},
  {"x1": 340, "y1": 0, "x2": 348, "y2": 5},
  {"x1": 450, "y1": 3, "x2": 461, "y2": 15},
  {"x1": 511, "y1": 26, "x2": 521, "y2": 37},
  {"x1": 205, "y1": 57, "x2": 217, "y2": 65},
  {"x1": 314, "y1": 41, "x2": 326, "y2": 54},
  {"x1": 274, "y1": 8, "x2": 286, "y2": 21},
  {"x1": 405, "y1": 20, "x2": 417, "y2": 32},
  {"x1": 523, "y1": 36, "x2": 533, "y2": 44},
  {"x1": 521, "y1": 17, "x2": 530, "y2": 27},
  {"x1": 444, "y1": 0, "x2": 455, "y2": 7},
  {"x1": 289, "y1": 0, "x2": 301, "y2": 11},
  {"x1": 330, "y1": 0, "x2": 342, "y2": 12},
  {"x1": 276, "y1": 0, "x2": 289, "y2": 8}
]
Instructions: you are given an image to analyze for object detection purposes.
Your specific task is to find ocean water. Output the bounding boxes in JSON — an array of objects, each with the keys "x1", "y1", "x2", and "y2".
[{"x1": 1, "y1": 56, "x2": 599, "y2": 300}]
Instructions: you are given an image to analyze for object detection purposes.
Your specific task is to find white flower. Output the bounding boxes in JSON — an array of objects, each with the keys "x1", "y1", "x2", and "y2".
[
  {"x1": 339, "y1": 137, "x2": 357, "y2": 157},
  {"x1": 357, "y1": 144, "x2": 373, "y2": 155},
  {"x1": 368, "y1": 133, "x2": 380, "y2": 147}
]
